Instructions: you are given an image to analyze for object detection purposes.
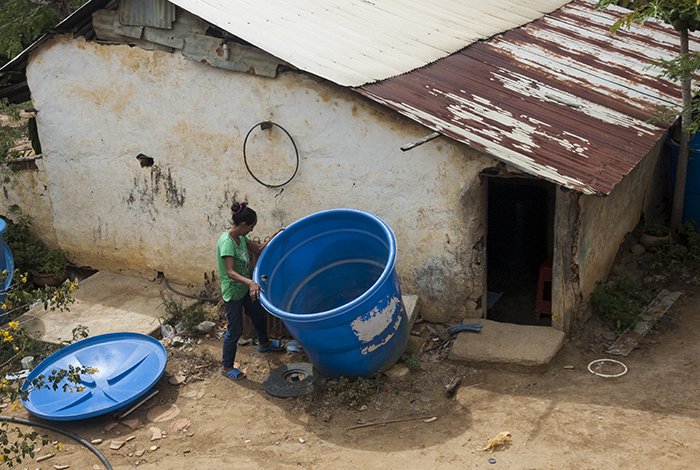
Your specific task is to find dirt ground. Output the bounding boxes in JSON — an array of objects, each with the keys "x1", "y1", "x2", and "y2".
[{"x1": 5, "y1": 252, "x2": 700, "y2": 469}]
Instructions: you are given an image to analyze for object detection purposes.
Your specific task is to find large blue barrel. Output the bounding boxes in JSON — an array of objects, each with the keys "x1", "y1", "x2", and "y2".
[
  {"x1": 253, "y1": 209, "x2": 408, "y2": 378},
  {"x1": 0, "y1": 218, "x2": 15, "y2": 325}
]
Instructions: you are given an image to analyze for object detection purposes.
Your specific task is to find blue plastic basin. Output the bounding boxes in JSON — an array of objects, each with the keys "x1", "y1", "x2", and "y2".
[
  {"x1": 21, "y1": 332, "x2": 167, "y2": 421},
  {"x1": 254, "y1": 209, "x2": 408, "y2": 378}
]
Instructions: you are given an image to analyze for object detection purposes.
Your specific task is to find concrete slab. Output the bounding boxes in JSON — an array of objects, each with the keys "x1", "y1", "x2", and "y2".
[
  {"x1": 20, "y1": 271, "x2": 191, "y2": 345},
  {"x1": 449, "y1": 319, "x2": 565, "y2": 368}
]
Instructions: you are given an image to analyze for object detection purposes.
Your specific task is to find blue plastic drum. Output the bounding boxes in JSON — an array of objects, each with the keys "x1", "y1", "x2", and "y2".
[
  {"x1": 254, "y1": 209, "x2": 408, "y2": 378},
  {"x1": 21, "y1": 332, "x2": 167, "y2": 421}
]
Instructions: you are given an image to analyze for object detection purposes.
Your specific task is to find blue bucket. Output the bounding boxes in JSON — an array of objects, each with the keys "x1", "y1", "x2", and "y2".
[
  {"x1": 254, "y1": 209, "x2": 408, "y2": 378},
  {"x1": 0, "y1": 219, "x2": 14, "y2": 325}
]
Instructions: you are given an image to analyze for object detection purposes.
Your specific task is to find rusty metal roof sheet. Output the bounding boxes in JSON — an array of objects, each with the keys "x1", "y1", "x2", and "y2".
[
  {"x1": 357, "y1": 0, "x2": 698, "y2": 195},
  {"x1": 168, "y1": 0, "x2": 570, "y2": 87}
]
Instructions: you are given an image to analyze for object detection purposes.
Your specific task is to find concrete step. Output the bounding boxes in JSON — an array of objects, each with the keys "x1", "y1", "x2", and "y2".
[{"x1": 449, "y1": 319, "x2": 565, "y2": 368}]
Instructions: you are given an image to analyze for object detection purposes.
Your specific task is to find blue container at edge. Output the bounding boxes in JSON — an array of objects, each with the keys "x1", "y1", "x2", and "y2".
[
  {"x1": 0, "y1": 218, "x2": 15, "y2": 324},
  {"x1": 253, "y1": 209, "x2": 408, "y2": 378},
  {"x1": 667, "y1": 135, "x2": 700, "y2": 227}
]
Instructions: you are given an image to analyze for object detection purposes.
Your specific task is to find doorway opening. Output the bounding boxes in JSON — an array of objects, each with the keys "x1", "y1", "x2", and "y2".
[{"x1": 486, "y1": 176, "x2": 554, "y2": 326}]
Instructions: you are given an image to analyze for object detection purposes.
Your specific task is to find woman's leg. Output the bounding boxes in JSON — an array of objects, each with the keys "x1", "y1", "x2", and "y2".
[
  {"x1": 222, "y1": 299, "x2": 244, "y2": 369},
  {"x1": 242, "y1": 293, "x2": 269, "y2": 344}
]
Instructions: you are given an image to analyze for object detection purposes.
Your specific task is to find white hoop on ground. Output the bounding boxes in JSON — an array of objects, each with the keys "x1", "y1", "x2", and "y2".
[{"x1": 587, "y1": 358, "x2": 628, "y2": 378}]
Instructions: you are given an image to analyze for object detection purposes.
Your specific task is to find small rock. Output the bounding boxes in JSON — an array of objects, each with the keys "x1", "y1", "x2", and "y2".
[
  {"x1": 104, "y1": 422, "x2": 118, "y2": 432},
  {"x1": 237, "y1": 338, "x2": 251, "y2": 346},
  {"x1": 168, "y1": 374, "x2": 187, "y2": 386},
  {"x1": 357, "y1": 405, "x2": 367, "y2": 412},
  {"x1": 109, "y1": 440, "x2": 125, "y2": 450},
  {"x1": 149, "y1": 427, "x2": 163, "y2": 441},
  {"x1": 36, "y1": 453, "x2": 55, "y2": 462},
  {"x1": 630, "y1": 244, "x2": 646, "y2": 256},
  {"x1": 385, "y1": 364, "x2": 410, "y2": 379},
  {"x1": 91, "y1": 439, "x2": 103, "y2": 445},
  {"x1": 53, "y1": 465, "x2": 70, "y2": 470},
  {"x1": 93, "y1": 465, "x2": 101, "y2": 470},
  {"x1": 298, "y1": 437, "x2": 306, "y2": 444},
  {"x1": 563, "y1": 365, "x2": 575, "y2": 370},
  {"x1": 150, "y1": 445, "x2": 159, "y2": 452},
  {"x1": 195, "y1": 320, "x2": 216, "y2": 333},
  {"x1": 126, "y1": 435, "x2": 136, "y2": 442},
  {"x1": 424, "y1": 416, "x2": 438, "y2": 423},
  {"x1": 186, "y1": 432, "x2": 195, "y2": 437},
  {"x1": 135, "y1": 449, "x2": 146, "y2": 457},
  {"x1": 169, "y1": 418, "x2": 191, "y2": 433},
  {"x1": 147, "y1": 404, "x2": 181, "y2": 422},
  {"x1": 244, "y1": 439, "x2": 251, "y2": 444},
  {"x1": 121, "y1": 417, "x2": 140, "y2": 430}
]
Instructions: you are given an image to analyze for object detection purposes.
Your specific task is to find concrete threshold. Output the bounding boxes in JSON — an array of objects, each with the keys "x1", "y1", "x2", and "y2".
[
  {"x1": 449, "y1": 319, "x2": 565, "y2": 369},
  {"x1": 19, "y1": 271, "x2": 193, "y2": 345}
]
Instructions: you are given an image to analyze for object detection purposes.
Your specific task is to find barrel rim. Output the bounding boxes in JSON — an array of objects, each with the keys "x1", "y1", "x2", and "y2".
[{"x1": 254, "y1": 208, "x2": 396, "y2": 322}]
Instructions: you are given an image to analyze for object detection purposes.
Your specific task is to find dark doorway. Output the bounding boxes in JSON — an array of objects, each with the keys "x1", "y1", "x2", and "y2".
[{"x1": 486, "y1": 177, "x2": 554, "y2": 326}]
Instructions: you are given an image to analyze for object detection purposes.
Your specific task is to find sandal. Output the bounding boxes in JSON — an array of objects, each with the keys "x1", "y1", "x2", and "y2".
[
  {"x1": 256, "y1": 338, "x2": 284, "y2": 352},
  {"x1": 221, "y1": 368, "x2": 246, "y2": 381}
]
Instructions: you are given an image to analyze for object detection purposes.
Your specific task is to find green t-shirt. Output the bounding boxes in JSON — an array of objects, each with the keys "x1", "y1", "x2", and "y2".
[{"x1": 216, "y1": 231, "x2": 250, "y2": 302}]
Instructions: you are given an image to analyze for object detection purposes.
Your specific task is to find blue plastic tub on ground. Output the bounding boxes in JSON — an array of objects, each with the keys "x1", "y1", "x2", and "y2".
[{"x1": 21, "y1": 332, "x2": 167, "y2": 421}]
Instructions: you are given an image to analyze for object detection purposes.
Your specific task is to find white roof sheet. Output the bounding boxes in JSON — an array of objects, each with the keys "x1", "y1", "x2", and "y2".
[{"x1": 169, "y1": 0, "x2": 571, "y2": 86}]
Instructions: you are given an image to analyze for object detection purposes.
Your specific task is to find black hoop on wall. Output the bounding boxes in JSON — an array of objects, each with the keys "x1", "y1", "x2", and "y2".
[{"x1": 243, "y1": 121, "x2": 299, "y2": 188}]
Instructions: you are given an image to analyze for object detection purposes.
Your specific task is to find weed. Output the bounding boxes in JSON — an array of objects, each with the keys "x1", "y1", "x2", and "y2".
[
  {"x1": 590, "y1": 277, "x2": 652, "y2": 333},
  {"x1": 400, "y1": 351, "x2": 421, "y2": 371},
  {"x1": 161, "y1": 299, "x2": 205, "y2": 335},
  {"x1": 324, "y1": 376, "x2": 382, "y2": 408}
]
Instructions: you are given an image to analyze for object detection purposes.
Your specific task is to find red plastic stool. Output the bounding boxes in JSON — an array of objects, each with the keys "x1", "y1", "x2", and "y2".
[{"x1": 535, "y1": 259, "x2": 553, "y2": 319}]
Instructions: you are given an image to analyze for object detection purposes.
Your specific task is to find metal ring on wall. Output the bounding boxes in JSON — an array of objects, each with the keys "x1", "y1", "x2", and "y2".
[{"x1": 243, "y1": 121, "x2": 299, "y2": 188}]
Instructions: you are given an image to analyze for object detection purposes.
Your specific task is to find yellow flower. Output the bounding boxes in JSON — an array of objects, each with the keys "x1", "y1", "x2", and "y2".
[
  {"x1": 2, "y1": 333, "x2": 13, "y2": 343},
  {"x1": 8, "y1": 321, "x2": 19, "y2": 330},
  {"x1": 1, "y1": 303, "x2": 5, "y2": 311}
]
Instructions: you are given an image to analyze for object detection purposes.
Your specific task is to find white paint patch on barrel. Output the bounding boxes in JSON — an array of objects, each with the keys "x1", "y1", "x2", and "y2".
[{"x1": 351, "y1": 296, "x2": 402, "y2": 353}]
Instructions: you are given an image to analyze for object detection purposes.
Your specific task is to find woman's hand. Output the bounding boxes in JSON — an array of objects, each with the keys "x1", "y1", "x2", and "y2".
[{"x1": 248, "y1": 280, "x2": 264, "y2": 301}]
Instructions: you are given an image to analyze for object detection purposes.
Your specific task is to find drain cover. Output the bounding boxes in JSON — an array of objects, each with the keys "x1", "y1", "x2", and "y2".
[{"x1": 263, "y1": 362, "x2": 318, "y2": 398}]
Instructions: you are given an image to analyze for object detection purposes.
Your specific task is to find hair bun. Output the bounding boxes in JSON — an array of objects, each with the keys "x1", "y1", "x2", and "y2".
[{"x1": 231, "y1": 201, "x2": 247, "y2": 216}]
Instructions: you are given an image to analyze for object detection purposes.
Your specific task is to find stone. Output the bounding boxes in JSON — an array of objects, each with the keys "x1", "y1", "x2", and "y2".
[
  {"x1": 147, "y1": 404, "x2": 181, "y2": 422},
  {"x1": 109, "y1": 440, "x2": 125, "y2": 450},
  {"x1": 121, "y1": 417, "x2": 140, "y2": 430},
  {"x1": 149, "y1": 427, "x2": 163, "y2": 441},
  {"x1": 91, "y1": 439, "x2": 103, "y2": 445},
  {"x1": 630, "y1": 244, "x2": 646, "y2": 256},
  {"x1": 168, "y1": 374, "x2": 186, "y2": 386},
  {"x1": 169, "y1": 418, "x2": 191, "y2": 433}
]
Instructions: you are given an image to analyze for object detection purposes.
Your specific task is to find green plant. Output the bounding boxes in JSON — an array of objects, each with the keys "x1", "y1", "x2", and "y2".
[
  {"x1": 643, "y1": 224, "x2": 670, "y2": 237},
  {"x1": 34, "y1": 248, "x2": 66, "y2": 276},
  {"x1": 324, "y1": 376, "x2": 381, "y2": 408},
  {"x1": 590, "y1": 277, "x2": 653, "y2": 333},
  {"x1": 161, "y1": 299, "x2": 206, "y2": 335},
  {"x1": 400, "y1": 351, "x2": 421, "y2": 371}
]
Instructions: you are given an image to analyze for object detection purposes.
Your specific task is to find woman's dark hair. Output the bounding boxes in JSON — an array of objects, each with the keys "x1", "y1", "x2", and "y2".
[{"x1": 231, "y1": 201, "x2": 257, "y2": 226}]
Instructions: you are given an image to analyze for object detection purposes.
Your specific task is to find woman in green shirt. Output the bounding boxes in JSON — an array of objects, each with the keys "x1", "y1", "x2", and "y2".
[{"x1": 217, "y1": 201, "x2": 284, "y2": 381}]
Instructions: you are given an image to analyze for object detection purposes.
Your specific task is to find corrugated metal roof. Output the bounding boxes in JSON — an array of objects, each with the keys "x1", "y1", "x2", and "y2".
[
  {"x1": 357, "y1": 0, "x2": 699, "y2": 195},
  {"x1": 119, "y1": 0, "x2": 175, "y2": 29},
  {"x1": 168, "y1": 0, "x2": 570, "y2": 87}
]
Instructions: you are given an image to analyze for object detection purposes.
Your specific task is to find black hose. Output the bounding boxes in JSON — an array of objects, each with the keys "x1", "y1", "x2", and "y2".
[
  {"x1": 243, "y1": 121, "x2": 299, "y2": 188},
  {"x1": 0, "y1": 415, "x2": 112, "y2": 469}
]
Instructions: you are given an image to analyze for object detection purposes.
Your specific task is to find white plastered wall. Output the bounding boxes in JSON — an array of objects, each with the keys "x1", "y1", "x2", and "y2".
[{"x1": 18, "y1": 36, "x2": 493, "y2": 323}]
